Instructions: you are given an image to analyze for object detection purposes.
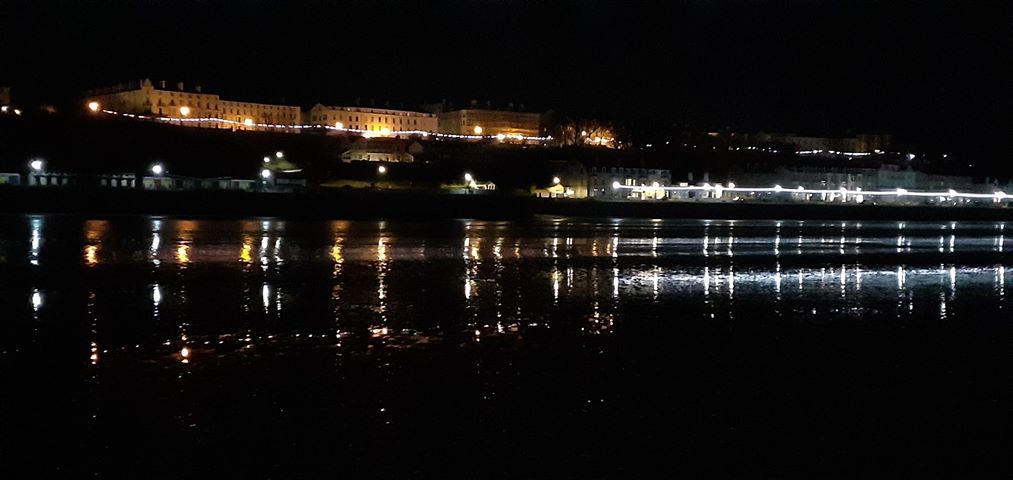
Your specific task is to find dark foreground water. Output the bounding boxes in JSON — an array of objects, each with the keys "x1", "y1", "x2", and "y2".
[{"x1": 1, "y1": 215, "x2": 1010, "y2": 477}]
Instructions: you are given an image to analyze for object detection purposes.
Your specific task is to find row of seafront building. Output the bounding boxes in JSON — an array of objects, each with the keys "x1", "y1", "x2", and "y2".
[
  {"x1": 85, "y1": 79, "x2": 542, "y2": 140},
  {"x1": 541, "y1": 162, "x2": 1013, "y2": 206}
]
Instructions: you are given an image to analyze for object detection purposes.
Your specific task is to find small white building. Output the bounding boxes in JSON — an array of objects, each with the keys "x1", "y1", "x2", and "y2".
[{"x1": 588, "y1": 167, "x2": 672, "y2": 200}]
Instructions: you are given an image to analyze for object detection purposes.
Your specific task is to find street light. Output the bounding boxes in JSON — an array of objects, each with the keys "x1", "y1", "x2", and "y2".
[
  {"x1": 261, "y1": 169, "x2": 272, "y2": 180},
  {"x1": 473, "y1": 126, "x2": 483, "y2": 135},
  {"x1": 87, "y1": 101, "x2": 100, "y2": 112},
  {"x1": 335, "y1": 122, "x2": 344, "y2": 129},
  {"x1": 151, "y1": 163, "x2": 164, "y2": 176},
  {"x1": 377, "y1": 165, "x2": 387, "y2": 174},
  {"x1": 29, "y1": 160, "x2": 43, "y2": 172},
  {"x1": 275, "y1": 151, "x2": 284, "y2": 159},
  {"x1": 464, "y1": 172, "x2": 474, "y2": 183},
  {"x1": 179, "y1": 106, "x2": 191, "y2": 117},
  {"x1": 263, "y1": 156, "x2": 271, "y2": 164},
  {"x1": 552, "y1": 176, "x2": 561, "y2": 184}
]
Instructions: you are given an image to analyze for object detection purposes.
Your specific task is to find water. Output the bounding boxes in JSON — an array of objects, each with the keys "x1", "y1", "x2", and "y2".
[{"x1": 1, "y1": 215, "x2": 1010, "y2": 476}]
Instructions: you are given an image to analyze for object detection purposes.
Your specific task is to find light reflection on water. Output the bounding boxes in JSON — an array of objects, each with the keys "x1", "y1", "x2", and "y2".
[{"x1": 1, "y1": 216, "x2": 1011, "y2": 367}]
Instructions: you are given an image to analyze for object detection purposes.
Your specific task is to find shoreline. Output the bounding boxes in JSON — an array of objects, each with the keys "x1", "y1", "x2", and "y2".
[{"x1": 3, "y1": 186, "x2": 1013, "y2": 221}]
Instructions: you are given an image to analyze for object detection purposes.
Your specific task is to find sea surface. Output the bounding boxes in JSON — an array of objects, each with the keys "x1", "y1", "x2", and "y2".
[{"x1": 1, "y1": 215, "x2": 1010, "y2": 477}]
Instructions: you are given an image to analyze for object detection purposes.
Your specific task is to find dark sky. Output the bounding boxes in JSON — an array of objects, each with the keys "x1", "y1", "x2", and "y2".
[{"x1": 3, "y1": 0, "x2": 1011, "y2": 152}]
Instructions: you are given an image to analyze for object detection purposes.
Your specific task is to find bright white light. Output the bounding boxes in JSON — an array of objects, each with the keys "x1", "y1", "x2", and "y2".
[
  {"x1": 263, "y1": 156, "x2": 271, "y2": 163},
  {"x1": 552, "y1": 176, "x2": 561, "y2": 184},
  {"x1": 652, "y1": 181, "x2": 660, "y2": 188},
  {"x1": 947, "y1": 189, "x2": 957, "y2": 197},
  {"x1": 335, "y1": 122, "x2": 343, "y2": 129},
  {"x1": 87, "y1": 101, "x2": 100, "y2": 112},
  {"x1": 29, "y1": 160, "x2": 43, "y2": 171},
  {"x1": 896, "y1": 188, "x2": 908, "y2": 195},
  {"x1": 774, "y1": 184, "x2": 783, "y2": 192},
  {"x1": 32, "y1": 291, "x2": 42, "y2": 309},
  {"x1": 612, "y1": 181, "x2": 620, "y2": 189},
  {"x1": 261, "y1": 169, "x2": 272, "y2": 179},
  {"x1": 464, "y1": 172, "x2": 474, "y2": 183},
  {"x1": 473, "y1": 126, "x2": 483, "y2": 135},
  {"x1": 727, "y1": 182, "x2": 736, "y2": 189},
  {"x1": 150, "y1": 164, "x2": 164, "y2": 175},
  {"x1": 244, "y1": 118, "x2": 254, "y2": 126},
  {"x1": 275, "y1": 151, "x2": 284, "y2": 159},
  {"x1": 702, "y1": 183, "x2": 712, "y2": 191},
  {"x1": 377, "y1": 165, "x2": 387, "y2": 174},
  {"x1": 380, "y1": 127, "x2": 391, "y2": 135},
  {"x1": 179, "y1": 106, "x2": 191, "y2": 116},
  {"x1": 496, "y1": 134, "x2": 506, "y2": 141}
]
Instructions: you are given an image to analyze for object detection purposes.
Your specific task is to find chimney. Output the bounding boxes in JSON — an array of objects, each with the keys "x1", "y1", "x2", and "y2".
[{"x1": 177, "y1": 81, "x2": 184, "y2": 91}]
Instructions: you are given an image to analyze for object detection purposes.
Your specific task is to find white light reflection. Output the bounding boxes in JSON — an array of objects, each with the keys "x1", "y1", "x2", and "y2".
[
  {"x1": 612, "y1": 267, "x2": 619, "y2": 299},
  {"x1": 29, "y1": 217, "x2": 42, "y2": 266},
  {"x1": 31, "y1": 289, "x2": 43, "y2": 311},
  {"x1": 150, "y1": 219, "x2": 161, "y2": 266},
  {"x1": 774, "y1": 221, "x2": 781, "y2": 257},
  {"x1": 262, "y1": 284, "x2": 270, "y2": 314}
]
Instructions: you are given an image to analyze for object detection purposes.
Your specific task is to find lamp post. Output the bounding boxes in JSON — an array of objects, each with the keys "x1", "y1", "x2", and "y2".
[
  {"x1": 88, "y1": 101, "x2": 100, "y2": 113},
  {"x1": 28, "y1": 159, "x2": 44, "y2": 186},
  {"x1": 374, "y1": 164, "x2": 387, "y2": 189},
  {"x1": 261, "y1": 168, "x2": 272, "y2": 191}
]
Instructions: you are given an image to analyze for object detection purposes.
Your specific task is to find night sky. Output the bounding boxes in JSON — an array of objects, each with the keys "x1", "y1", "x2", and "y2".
[{"x1": 3, "y1": 1, "x2": 1011, "y2": 155}]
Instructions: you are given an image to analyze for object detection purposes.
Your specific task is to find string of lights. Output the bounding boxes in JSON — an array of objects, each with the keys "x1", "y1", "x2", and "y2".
[
  {"x1": 93, "y1": 108, "x2": 553, "y2": 142},
  {"x1": 613, "y1": 183, "x2": 1010, "y2": 202}
]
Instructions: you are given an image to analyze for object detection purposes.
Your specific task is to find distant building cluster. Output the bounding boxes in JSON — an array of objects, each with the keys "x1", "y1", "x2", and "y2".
[
  {"x1": 688, "y1": 131, "x2": 893, "y2": 154},
  {"x1": 85, "y1": 79, "x2": 542, "y2": 141},
  {"x1": 730, "y1": 163, "x2": 980, "y2": 195}
]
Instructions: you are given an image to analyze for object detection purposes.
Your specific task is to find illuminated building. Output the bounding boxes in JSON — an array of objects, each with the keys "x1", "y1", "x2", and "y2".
[
  {"x1": 588, "y1": 167, "x2": 671, "y2": 200},
  {"x1": 533, "y1": 161, "x2": 589, "y2": 198},
  {"x1": 305, "y1": 104, "x2": 437, "y2": 135},
  {"x1": 85, "y1": 79, "x2": 299, "y2": 131},
  {"x1": 437, "y1": 109, "x2": 541, "y2": 139},
  {"x1": 340, "y1": 138, "x2": 423, "y2": 163}
]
